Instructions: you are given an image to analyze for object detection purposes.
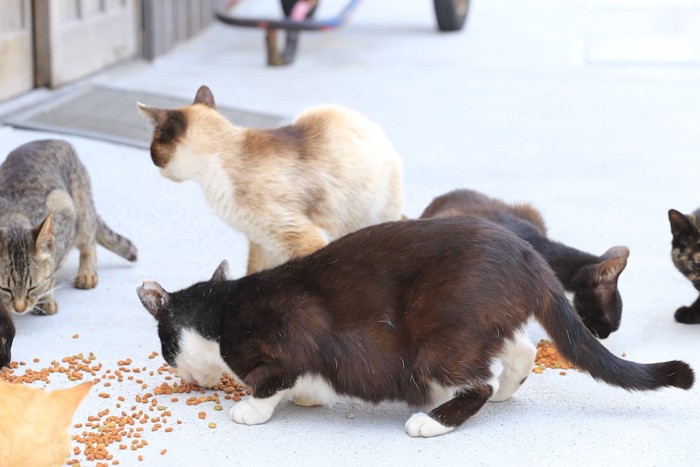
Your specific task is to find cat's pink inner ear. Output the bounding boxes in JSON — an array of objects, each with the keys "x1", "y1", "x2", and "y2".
[
  {"x1": 34, "y1": 213, "x2": 55, "y2": 258},
  {"x1": 193, "y1": 85, "x2": 216, "y2": 109},
  {"x1": 211, "y1": 260, "x2": 229, "y2": 281},
  {"x1": 137, "y1": 281, "x2": 170, "y2": 320},
  {"x1": 596, "y1": 255, "x2": 628, "y2": 283}
]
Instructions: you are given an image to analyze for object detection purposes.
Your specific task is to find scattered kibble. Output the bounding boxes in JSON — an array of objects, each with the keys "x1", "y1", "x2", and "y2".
[
  {"x1": 1, "y1": 350, "x2": 250, "y2": 466},
  {"x1": 532, "y1": 339, "x2": 575, "y2": 374}
]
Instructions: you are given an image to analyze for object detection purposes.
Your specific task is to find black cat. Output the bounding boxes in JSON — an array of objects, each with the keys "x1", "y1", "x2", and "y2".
[
  {"x1": 138, "y1": 218, "x2": 693, "y2": 437},
  {"x1": 420, "y1": 189, "x2": 629, "y2": 339}
]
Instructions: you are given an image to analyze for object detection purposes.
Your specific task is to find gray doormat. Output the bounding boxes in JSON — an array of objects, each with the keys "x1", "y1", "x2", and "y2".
[{"x1": 2, "y1": 86, "x2": 288, "y2": 149}]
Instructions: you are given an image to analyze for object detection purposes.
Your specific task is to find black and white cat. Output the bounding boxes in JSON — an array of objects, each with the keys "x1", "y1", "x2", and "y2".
[{"x1": 138, "y1": 218, "x2": 693, "y2": 437}]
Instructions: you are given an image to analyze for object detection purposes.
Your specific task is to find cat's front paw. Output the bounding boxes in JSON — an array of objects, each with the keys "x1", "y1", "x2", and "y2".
[
  {"x1": 675, "y1": 306, "x2": 700, "y2": 324},
  {"x1": 230, "y1": 399, "x2": 274, "y2": 425},
  {"x1": 405, "y1": 412, "x2": 454, "y2": 438},
  {"x1": 75, "y1": 274, "x2": 98, "y2": 289},
  {"x1": 33, "y1": 301, "x2": 58, "y2": 316}
]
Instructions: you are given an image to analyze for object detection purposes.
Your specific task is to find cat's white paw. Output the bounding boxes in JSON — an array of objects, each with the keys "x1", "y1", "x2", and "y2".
[
  {"x1": 405, "y1": 412, "x2": 454, "y2": 438},
  {"x1": 230, "y1": 399, "x2": 274, "y2": 425}
]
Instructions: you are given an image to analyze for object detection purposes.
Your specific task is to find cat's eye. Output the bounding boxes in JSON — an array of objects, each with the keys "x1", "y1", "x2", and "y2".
[{"x1": 0, "y1": 286, "x2": 12, "y2": 295}]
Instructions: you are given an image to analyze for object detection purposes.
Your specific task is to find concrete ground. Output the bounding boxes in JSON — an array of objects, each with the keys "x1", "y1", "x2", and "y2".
[{"x1": 1, "y1": 0, "x2": 699, "y2": 465}]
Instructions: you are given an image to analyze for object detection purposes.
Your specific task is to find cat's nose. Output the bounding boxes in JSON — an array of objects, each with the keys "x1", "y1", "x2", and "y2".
[{"x1": 13, "y1": 300, "x2": 27, "y2": 313}]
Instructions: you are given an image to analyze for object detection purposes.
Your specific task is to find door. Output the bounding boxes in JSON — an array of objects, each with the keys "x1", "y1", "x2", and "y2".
[
  {"x1": 34, "y1": 0, "x2": 139, "y2": 88},
  {"x1": 0, "y1": 0, "x2": 33, "y2": 100}
]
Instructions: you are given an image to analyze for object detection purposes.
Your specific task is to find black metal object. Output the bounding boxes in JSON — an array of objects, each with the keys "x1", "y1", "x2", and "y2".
[{"x1": 215, "y1": 0, "x2": 469, "y2": 66}]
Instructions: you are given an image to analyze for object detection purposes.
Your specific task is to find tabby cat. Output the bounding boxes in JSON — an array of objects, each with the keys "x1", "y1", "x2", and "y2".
[
  {"x1": 138, "y1": 218, "x2": 693, "y2": 437},
  {"x1": 0, "y1": 140, "x2": 138, "y2": 365},
  {"x1": 420, "y1": 189, "x2": 629, "y2": 339},
  {"x1": 138, "y1": 85, "x2": 403, "y2": 273},
  {"x1": 0, "y1": 380, "x2": 92, "y2": 466},
  {"x1": 668, "y1": 208, "x2": 700, "y2": 324}
]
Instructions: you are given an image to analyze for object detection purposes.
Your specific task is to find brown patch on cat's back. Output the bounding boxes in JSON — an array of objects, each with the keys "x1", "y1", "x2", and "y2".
[
  {"x1": 511, "y1": 203, "x2": 547, "y2": 234},
  {"x1": 239, "y1": 125, "x2": 307, "y2": 162}
]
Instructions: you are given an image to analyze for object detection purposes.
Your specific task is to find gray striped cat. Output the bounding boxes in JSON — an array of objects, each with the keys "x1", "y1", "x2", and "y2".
[{"x1": 0, "y1": 139, "x2": 137, "y2": 317}]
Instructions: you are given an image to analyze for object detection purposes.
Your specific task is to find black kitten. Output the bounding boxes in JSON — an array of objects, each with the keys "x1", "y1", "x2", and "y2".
[{"x1": 138, "y1": 218, "x2": 692, "y2": 437}]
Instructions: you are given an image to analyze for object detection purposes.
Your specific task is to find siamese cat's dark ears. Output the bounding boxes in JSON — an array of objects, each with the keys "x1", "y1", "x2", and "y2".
[
  {"x1": 211, "y1": 260, "x2": 229, "y2": 282},
  {"x1": 136, "y1": 103, "x2": 168, "y2": 127},
  {"x1": 193, "y1": 85, "x2": 216, "y2": 109},
  {"x1": 137, "y1": 281, "x2": 171, "y2": 321},
  {"x1": 669, "y1": 209, "x2": 697, "y2": 238}
]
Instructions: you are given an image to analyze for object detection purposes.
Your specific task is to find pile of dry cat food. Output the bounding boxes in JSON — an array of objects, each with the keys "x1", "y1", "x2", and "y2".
[
  {"x1": 1, "y1": 351, "x2": 251, "y2": 466},
  {"x1": 532, "y1": 339, "x2": 576, "y2": 375}
]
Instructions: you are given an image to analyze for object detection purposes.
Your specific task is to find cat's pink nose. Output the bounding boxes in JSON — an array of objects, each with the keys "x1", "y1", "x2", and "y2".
[{"x1": 13, "y1": 300, "x2": 27, "y2": 313}]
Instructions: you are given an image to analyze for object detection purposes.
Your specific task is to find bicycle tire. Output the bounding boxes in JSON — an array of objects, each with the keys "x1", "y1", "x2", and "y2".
[{"x1": 433, "y1": 0, "x2": 470, "y2": 31}]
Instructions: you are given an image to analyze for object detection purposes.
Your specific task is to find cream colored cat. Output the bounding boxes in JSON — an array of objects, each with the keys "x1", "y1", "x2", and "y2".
[
  {"x1": 0, "y1": 380, "x2": 92, "y2": 466},
  {"x1": 138, "y1": 85, "x2": 404, "y2": 273}
]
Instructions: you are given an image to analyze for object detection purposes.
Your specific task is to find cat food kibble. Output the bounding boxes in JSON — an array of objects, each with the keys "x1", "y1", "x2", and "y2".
[
  {"x1": 0, "y1": 350, "x2": 250, "y2": 465},
  {"x1": 533, "y1": 339, "x2": 576, "y2": 374}
]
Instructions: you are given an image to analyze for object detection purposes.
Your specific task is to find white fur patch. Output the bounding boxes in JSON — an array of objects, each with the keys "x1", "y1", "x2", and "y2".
[
  {"x1": 291, "y1": 374, "x2": 338, "y2": 407},
  {"x1": 490, "y1": 329, "x2": 536, "y2": 402},
  {"x1": 174, "y1": 328, "x2": 230, "y2": 388},
  {"x1": 230, "y1": 390, "x2": 288, "y2": 425},
  {"x1": 405, "y1": 412, "x2": 454, "y2": 437}
]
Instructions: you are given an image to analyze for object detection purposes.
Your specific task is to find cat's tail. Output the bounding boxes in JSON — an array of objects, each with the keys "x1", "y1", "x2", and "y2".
[
  {"x1": 536, "y1": 292, "x2": 694, "y2": 391},
  {"x1": 96, "y1": 217, "x2": 138, "y2": 262}
]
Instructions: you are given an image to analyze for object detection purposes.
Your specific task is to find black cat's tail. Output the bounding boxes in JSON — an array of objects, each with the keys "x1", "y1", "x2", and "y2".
[
  {"x1": 536, "y1": 293, "x2": 694, "y2": 391},
  {"x1": 96, "y1": 216, "x2": 138, "y2": 262}
]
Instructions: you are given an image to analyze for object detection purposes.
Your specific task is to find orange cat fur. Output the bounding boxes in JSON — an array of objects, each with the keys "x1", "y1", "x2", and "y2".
[{"x1": 0, "y1": 381, "x2": 92, "y2": 467}]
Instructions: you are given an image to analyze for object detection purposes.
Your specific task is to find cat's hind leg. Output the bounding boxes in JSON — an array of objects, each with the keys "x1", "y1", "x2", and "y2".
[
  {"x1": 490, "y1": 330, "x2": 536, "y2": 402},
  {"x1": 247, "y1": 222, "x2": 327, "y2": 274},
  {"x1": 290, "y1": 374, "x2": 336, "y2": 407},
  {"x1": 405, "y1": 383, "x2": 494, "y2": 438}
]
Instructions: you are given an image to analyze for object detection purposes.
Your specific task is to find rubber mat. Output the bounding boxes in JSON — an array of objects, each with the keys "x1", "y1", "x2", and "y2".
[{"x1": 3, "y1": 86, "x2": 288, "y2": 149}]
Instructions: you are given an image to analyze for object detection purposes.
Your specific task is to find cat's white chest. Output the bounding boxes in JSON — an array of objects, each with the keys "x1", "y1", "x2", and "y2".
[{"x1": 192, "y1": 159, "x2": 244, "y2": 231}]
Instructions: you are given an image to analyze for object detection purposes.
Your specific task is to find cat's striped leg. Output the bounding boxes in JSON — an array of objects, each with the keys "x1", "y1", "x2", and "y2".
[
  {"x1": 490, "y1": 330, "x2": 536, "y2": 402},
  {"x1": 75, "y1": 245, "x2": 98, "y2": 289},
  {"x1": 405, "y1": 383, "x2": 494, "y2": 437}
]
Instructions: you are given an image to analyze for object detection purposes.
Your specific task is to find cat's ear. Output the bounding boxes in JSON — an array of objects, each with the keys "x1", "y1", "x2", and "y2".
[
  {"x1": 137, "y1": 281, "x2": 171, "y2": 321},
  {"x1": 137, "y1": 102, "x2": 169, "y2": 127},
  {"x1": 33, "y1": 213, "x2": 54, "y2": 260},
  {"x1": 211, "y1": 260, "x2": 229, "y2": 282},
  {"x1": 193, "y1": 85, "x2": 216, "y2": 109},
  {"x1": 48, "y1": 382, "x2": 92, "y2": 431},
  {"x1": 668, "y1": 209, "x2": 697, "y2": 238},
  {"x1": 595, "y1": 246, "x2": 629, "y2": 283}
]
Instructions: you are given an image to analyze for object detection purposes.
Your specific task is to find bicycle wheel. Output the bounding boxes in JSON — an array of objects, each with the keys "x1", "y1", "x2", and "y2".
[
  {"x1": 433, "y1": 0, "x2": 470, "y2": 31},
  {"x1": 281, "y1": 0, "x2": 318, "y2": 18}
]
